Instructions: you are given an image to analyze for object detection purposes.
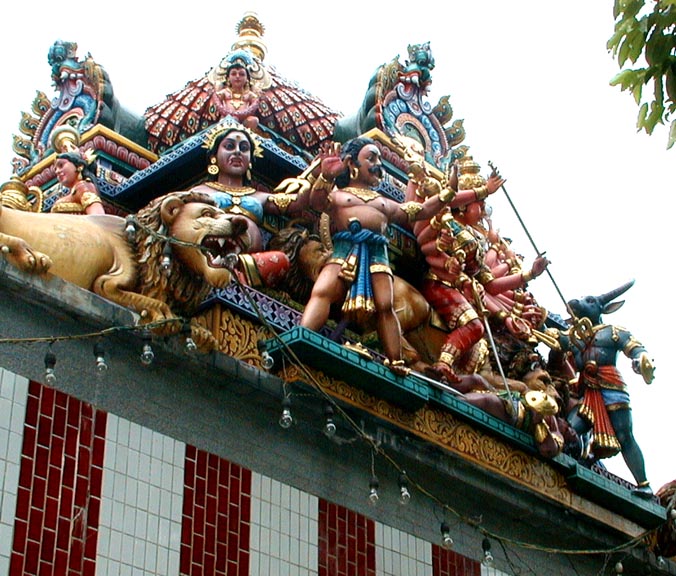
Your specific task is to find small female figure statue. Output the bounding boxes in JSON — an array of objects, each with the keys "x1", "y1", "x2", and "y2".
[{"x1": 49, "y1": 126, "x2": 105, "y2": 215}]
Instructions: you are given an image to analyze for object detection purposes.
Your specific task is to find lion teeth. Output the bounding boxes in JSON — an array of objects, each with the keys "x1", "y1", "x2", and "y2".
[{"x1": 217, "y1": 238, "x2": 225, "y2": 248}]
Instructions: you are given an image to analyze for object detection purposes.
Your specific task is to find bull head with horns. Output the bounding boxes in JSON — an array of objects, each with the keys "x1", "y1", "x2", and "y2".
[{"x1": 567, "y1": 279, "x2": 635, "y2": 326}]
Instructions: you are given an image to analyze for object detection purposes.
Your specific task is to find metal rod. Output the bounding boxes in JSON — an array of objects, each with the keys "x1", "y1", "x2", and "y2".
[{"x1": 488, "y1": 161, "x2": 572, "y2": 316}]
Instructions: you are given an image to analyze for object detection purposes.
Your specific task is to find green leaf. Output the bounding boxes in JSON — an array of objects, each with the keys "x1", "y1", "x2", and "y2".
[
  {"x1": 610, "y1": 69, "x2": 638, "y2": 88},
  {"x1": 618, "y1": 37, "x2": 632, "y2": 66},
  {"x1": 607, "y1": 30, "x2": 625, "y2": 52},
  {"x1": 637, "y1": 102, "x2": 649, "y2": 129},
  {"x1": 666, "y1": 65, "x2": 676, "y2": 104},
  {"x1": 667, "y1": 119, "x2": 676, "y2": 149},
  {"x1": 629, "y1": 37, "x2": 646, "y2": 63},
  {"x1": 645, "y1": 31, "x2": 672, "y2": 67},
  {"x1": 618, "y1": 0, "x2": 644, "y2": 20},
  {"x1": 644, "y1": 98, "x2": 665, "y2": 133}
]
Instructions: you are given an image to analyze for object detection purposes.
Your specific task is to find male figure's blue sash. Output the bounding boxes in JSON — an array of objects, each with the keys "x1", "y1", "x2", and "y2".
[{"x1": 333, "y1": 220, "x2": 389, "y2": 324}]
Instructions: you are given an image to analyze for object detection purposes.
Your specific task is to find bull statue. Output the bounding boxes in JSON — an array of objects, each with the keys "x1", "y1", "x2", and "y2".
[{"x1": 547, "y1": 280, "x2": 656, "y2": 498}]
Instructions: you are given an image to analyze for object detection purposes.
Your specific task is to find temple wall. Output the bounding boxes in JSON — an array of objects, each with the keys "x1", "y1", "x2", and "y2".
[
  {"x1": 0, "y1": 266, "x2": 649, "y2": 575},
  {"x1": 0, "y1": 367, "x2": 520, "y2": 576}
]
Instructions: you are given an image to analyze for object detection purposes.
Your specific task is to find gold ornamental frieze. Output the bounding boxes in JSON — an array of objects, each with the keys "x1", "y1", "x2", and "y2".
[
  {"x1": 197, "y1": 305, "x2": 272, "y2": 366},
  {"x1": 281, "y1": 363, "x2": 570, "y2": 504},
  {"x1": 205, "y1": 315, "x2": 648, "y2": 536}
]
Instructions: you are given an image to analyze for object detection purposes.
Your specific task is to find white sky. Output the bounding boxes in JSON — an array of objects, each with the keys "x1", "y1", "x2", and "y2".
[{"x1": 0, "y1": 1, "x2": 672, "y2": 490}]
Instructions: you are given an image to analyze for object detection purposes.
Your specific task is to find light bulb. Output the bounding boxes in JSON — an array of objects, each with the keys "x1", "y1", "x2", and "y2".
[
  {"x1": 160, "y1": 243, "x2": 172, "y2": 276},
  {"x1": 398, "y1": 472, "x2": 411, "y2": 505},
  {"x1": 93, "y1": 343, "x2": 108, "y2": 375},
  {"x1": 323, "y1": 404, "x2": 336, "y2": 437},
  {"x1": 185, "y1": 337, "x2": 197, "y2": 352},
  {"x1": 140, "y1": 330, "x2": 154, "y2": 365},
  {"x1": 180, "y1": 322, "x2": 197, "y2": 353},
  {"x1": 481, "y1": 538, "x2": 494, "y2": 567},
  {"x1": 261, "y1": 350, "x2": 274, "y2": 370},
  {"x1": 615, "y1": 561, "x2": 623, "y2": 574},
  {"x1": 398, "y1": 485, "x2": 411, "y2": 505},
  {"x1": 279, "y1": 397, "x2": 293, "y2": 429},
  {"x1": 324, "y1": 420, "x2": 336, "y2": 437},
  {"x1": 44, "y1": 350, "x2": 57, "y2": 385},
  {"x1": 125, "y1": 219, "x2": 136, "y2": 240},
  {"x1": 160, "y1": 255, "x2": 171, "y2": 275},
  {"x1": 141, "y1": 344, "x2": 154, "y2": 365},
  {"x1": 440, "y1": 522, "x2": 453, "y2": 550},
  {"x1": 368, "y1": 476, "x2": 379, "y2": 506},
  {"x1": 45, "y1": 368, "x2": 57, "y2": 385}
]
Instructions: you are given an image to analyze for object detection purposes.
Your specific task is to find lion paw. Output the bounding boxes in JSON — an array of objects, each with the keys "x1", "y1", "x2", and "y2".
[
  {"x1": 189, "y1": 325, "x2": 217, "y2": 352},
  {"x1": 0, "y1": 240, "x2": 52, "y2": 274}
]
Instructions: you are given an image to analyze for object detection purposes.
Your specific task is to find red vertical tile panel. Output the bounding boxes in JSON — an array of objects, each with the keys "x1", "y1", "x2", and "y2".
[
  {"x1": 10, "y1": 381, "x2": 107, "y2": 576},
  {"x1": 318, "y1": 499, "x2": 376, "y2": 576},
  {"x1": 432, "y1": 544, "x2": 481, "y2": 576},
  {"x1": 181, "y1": 446, "x2": 252, "y2": 575}
]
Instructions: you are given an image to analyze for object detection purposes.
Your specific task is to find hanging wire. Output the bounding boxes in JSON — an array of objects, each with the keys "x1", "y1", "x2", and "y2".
[
  {"x1": 2, "y1": 255, "x2": 662, "y2": 565},
  {"x1": 227, "y1": 270, "x2": 663, "y2": 561}
]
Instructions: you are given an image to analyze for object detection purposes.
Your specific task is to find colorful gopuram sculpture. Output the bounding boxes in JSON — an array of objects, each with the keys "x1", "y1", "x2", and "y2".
[{"x1": 0, "y1": 12, "x2": 657, "y2": 473}]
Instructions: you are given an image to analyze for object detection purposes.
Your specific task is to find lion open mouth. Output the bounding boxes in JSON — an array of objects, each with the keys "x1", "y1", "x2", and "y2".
[{"x1": 201, "y1": 235, "x2": 244, "y2": 269}]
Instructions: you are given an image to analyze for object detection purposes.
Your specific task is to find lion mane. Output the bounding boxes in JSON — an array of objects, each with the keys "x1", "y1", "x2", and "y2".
[
  {"x1": 133, "y1": 191, "x2": 217, "y2": 318},
  {"x1": 0, "y1": 189, "x2": 241, "y2": 349},
  {"x1": 267, "y1": 226, "x2": 319, "y2": 305}
]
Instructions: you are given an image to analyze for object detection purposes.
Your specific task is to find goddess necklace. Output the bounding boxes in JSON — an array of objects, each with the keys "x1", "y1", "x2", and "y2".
[{"x1": 204, "y1": 181, "x2": 256, "y2": 196}]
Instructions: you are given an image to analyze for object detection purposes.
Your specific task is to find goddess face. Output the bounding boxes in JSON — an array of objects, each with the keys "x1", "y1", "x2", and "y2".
[
  {"x1": 54, "y1": 157, "x2": 80, "y2": 187},
  {"x1": 216, "y1": 131, "x2": 252, "y2": 177}
]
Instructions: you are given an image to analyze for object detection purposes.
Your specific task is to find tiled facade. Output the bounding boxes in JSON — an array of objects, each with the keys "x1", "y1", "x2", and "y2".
[
  {"x1": 10, "y1": 378, "x2": 107, "y2": 576},
  {"x1": 0, "y1": 366, "x2": 493, "y2": 575},
  {"x1": 98, "y1": 415, "x2": 185, "y2": 575}
]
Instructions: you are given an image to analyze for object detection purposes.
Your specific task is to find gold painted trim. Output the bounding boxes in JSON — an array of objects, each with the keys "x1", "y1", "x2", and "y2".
[
  {"x1": 279, "y1": 361, "x2": 647, "y2": 538},
  {"x1": 23, "y1": 124, "x2": 158, "y2": 181},
  {"x1": 362, "y1": 127, "x2": 445, "y2": 181}
]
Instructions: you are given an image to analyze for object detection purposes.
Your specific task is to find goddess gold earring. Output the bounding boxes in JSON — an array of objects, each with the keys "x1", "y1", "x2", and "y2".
[{"x1": 208, "y1": 157, "x2": 219, "y2": 176}]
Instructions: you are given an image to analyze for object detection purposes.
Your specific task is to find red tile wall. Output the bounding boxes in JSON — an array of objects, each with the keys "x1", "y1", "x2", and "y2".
[
  {"x1": 180, "y1": 446, "x2": 252, "y2": 576},
  {"x1": 433, "y1": 544, "x2": 481, "y2": 576},
  {"x1": 10, "y1": 380, "x2": 107, "y2": 576},
  {"x1": 318, "y1": 499, "x2": 376, "y2": 576}
]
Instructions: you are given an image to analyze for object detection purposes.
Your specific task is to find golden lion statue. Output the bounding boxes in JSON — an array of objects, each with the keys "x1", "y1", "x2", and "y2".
[{"x1": 0, "y1": 191, "x2": 250, "y2": 349}]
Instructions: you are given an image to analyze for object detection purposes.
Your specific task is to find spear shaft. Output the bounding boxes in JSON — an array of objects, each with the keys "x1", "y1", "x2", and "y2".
[{"x1": 488, "y1": 161, "x2": 571, "y2": 315}]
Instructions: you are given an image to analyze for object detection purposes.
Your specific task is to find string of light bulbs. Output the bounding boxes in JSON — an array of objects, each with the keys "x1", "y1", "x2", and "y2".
[
  {"x1": 231, "y1": 272, "x2": 673, "y2": 570},
  {"x1": 1, "y1": 234, "x2": 671, "y2": 571}
]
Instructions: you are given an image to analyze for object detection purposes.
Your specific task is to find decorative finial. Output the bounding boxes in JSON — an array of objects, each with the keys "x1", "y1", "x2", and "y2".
[
  {"x1": 208, "y1": 13, "x2": 271, "y2": 93},
  {"x1": 231, "y1": 12, "x2": 267, "y2": 62},
  {"x1": 49, "y1": 125, "x2": 97, "y2": 166},
  {"x1": 457, "y1": 155, "x2": 485, "y2": 190},
  {"x1": 50, "y1": 125, "x2": 81, "y2": 154}
]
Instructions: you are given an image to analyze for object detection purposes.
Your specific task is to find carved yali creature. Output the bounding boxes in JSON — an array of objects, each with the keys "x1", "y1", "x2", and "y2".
[{"x1": 0, "y1": 191, "x2": 248, "y2": 349}]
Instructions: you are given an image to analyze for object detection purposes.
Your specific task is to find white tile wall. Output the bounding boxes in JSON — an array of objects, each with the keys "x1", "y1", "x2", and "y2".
[
  {"x1": 0, "y1": 368, "x2": 28, "y2": 574},
  {"x1": 375, "y1": 522, "x2": 433, "y2": 576},
  {"x1": 97, "y1": 414, "x2": 185, "y2": 576},
  {"x1": 250, "y1": 472, "x2": 318, "y2": 576}
]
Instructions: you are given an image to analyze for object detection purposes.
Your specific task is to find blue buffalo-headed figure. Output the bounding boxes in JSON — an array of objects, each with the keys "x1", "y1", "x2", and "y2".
[{"x1": 548, "y1": 280, "x2": 655, "y2": 498}]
